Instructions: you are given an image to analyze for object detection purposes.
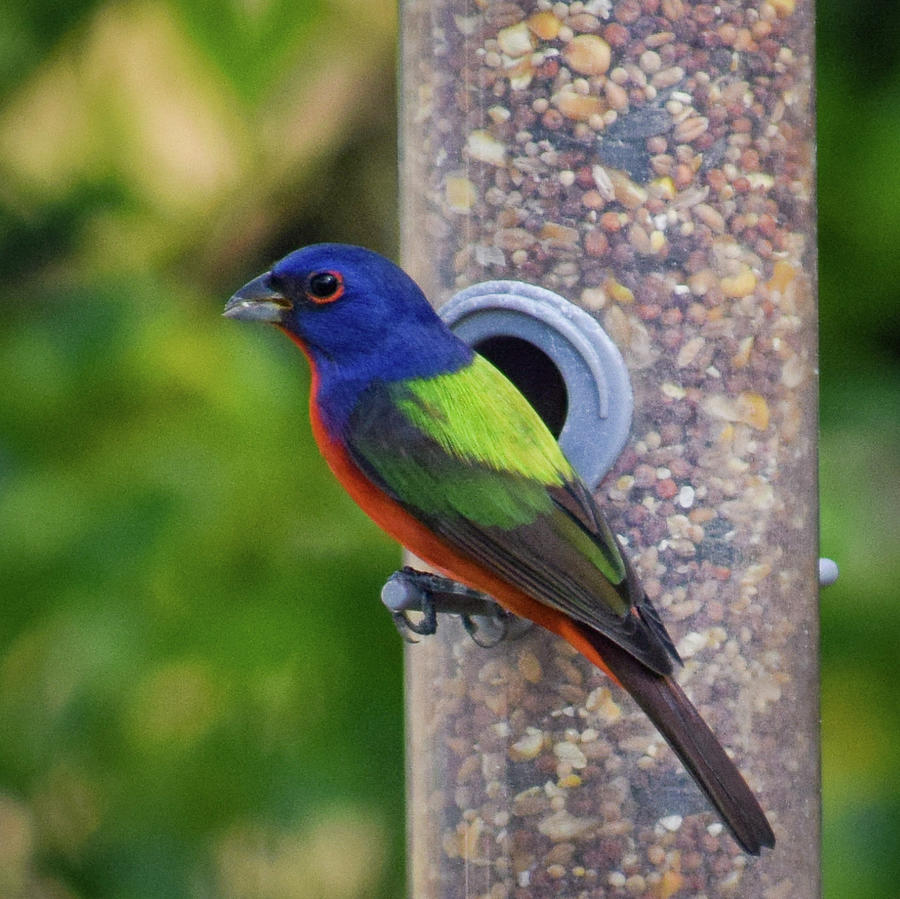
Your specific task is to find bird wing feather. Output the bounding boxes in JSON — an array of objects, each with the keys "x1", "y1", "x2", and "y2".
[{"x1": 344, "y1": 358, "x2": 677, "y2": 675}]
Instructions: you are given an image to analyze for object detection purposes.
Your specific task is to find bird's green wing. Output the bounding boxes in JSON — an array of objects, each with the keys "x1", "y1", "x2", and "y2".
[{"x1": 345, "y1": 354, "x2": 677, "y2": 674}]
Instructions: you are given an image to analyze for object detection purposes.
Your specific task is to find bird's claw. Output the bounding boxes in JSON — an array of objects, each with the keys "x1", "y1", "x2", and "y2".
[
  {"x1": 462, "y1": 610, "x2": 512, "y2": 648},
  {"x1": 391, "y1": 595, "x2": 438, "y2": 642},
  {"x1": 381, "y1": 567, "x2": 531, "y2": 647}
]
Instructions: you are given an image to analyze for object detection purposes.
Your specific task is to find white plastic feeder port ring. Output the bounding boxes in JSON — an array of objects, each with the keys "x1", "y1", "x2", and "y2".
[{"x1": 440, "y1": 280, "x2": 633, "y2": 492}]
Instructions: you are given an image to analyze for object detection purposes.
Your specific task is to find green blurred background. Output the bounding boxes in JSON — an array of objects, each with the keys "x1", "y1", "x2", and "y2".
[{"x1": 0, "y1": 0, "x2": 896, "y2": 896}]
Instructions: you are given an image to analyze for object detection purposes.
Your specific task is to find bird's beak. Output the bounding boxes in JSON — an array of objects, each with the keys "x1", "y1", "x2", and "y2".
[{"x1": 223, "y1": 272, "x2": 290, "y2": 323}]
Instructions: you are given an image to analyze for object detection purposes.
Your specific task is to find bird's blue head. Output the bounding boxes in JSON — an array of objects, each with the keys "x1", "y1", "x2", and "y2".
[{"x1": 224, "y1": 244, "x2": 472, "y2": 428}]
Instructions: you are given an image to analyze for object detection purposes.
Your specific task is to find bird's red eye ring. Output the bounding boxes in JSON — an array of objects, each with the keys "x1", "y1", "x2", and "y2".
[{"x1": 306, "y1": 270, "x2": 344, "y2": 304}]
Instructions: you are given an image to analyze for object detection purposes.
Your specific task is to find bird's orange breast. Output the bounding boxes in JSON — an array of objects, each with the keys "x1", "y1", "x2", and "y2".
[{"x1": 280, "y1": 325, "x2": 618, "y2": 682}]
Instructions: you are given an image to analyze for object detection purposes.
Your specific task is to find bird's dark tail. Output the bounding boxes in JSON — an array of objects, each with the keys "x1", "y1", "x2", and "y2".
[{"x1": 581, "y1": 623, "x2": 776, "y2": 854}]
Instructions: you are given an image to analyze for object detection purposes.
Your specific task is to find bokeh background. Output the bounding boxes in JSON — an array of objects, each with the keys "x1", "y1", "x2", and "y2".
[{"x1": 0, "y1": 0, "x2": 896, "y2": 896}]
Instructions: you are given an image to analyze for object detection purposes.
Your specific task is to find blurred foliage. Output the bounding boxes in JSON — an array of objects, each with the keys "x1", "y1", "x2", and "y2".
[
  {"x1": 0, "y1": 0, "x2": 403, "y2": 896},
  {"x1": 817, "y1": 2, "x2": 900, "y2": 896},
  {"x1": 0, "y1": 0, "x2": 896, "y2": 896}
]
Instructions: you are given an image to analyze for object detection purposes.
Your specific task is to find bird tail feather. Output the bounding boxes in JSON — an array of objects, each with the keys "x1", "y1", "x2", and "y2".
[{"x1": 580, "y1": 623, "x2": 775, "y2": 854}]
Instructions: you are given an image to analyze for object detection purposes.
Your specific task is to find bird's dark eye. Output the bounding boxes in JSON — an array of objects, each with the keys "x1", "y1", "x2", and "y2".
[{"x1": 306, "y1": 271, "x2": 344, "y2": 304}]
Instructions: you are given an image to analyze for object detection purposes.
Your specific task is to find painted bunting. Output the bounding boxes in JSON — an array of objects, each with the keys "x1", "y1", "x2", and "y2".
[{"x1": 224, "y1": 243, "x2": 775, "y2": 853}]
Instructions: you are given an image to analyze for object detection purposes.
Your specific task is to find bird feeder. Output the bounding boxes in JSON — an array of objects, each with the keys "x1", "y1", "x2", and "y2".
[{"x1": 399, "y1": 1, "x2": 819, "y2": 896}]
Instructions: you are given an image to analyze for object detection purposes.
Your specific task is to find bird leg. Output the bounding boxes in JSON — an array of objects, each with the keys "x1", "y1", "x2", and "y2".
[{"x1": 381, "y1": 566, "x2": 532, "y2": 647}]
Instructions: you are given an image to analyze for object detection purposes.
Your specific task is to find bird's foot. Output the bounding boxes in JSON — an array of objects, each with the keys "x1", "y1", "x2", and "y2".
[{"x1": 381, "y1": 567, "x2": 531, "y2": 646}]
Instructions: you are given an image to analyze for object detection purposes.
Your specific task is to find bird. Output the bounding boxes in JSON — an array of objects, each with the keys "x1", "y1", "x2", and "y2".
[{"x1": 224, "y1": 243, "x2": 775, "y2": 854}]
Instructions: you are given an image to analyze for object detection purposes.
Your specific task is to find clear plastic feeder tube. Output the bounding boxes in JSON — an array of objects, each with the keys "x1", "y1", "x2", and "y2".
[{"x1": 400, "y1": 2, "x2": 818, "y2": 896}]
